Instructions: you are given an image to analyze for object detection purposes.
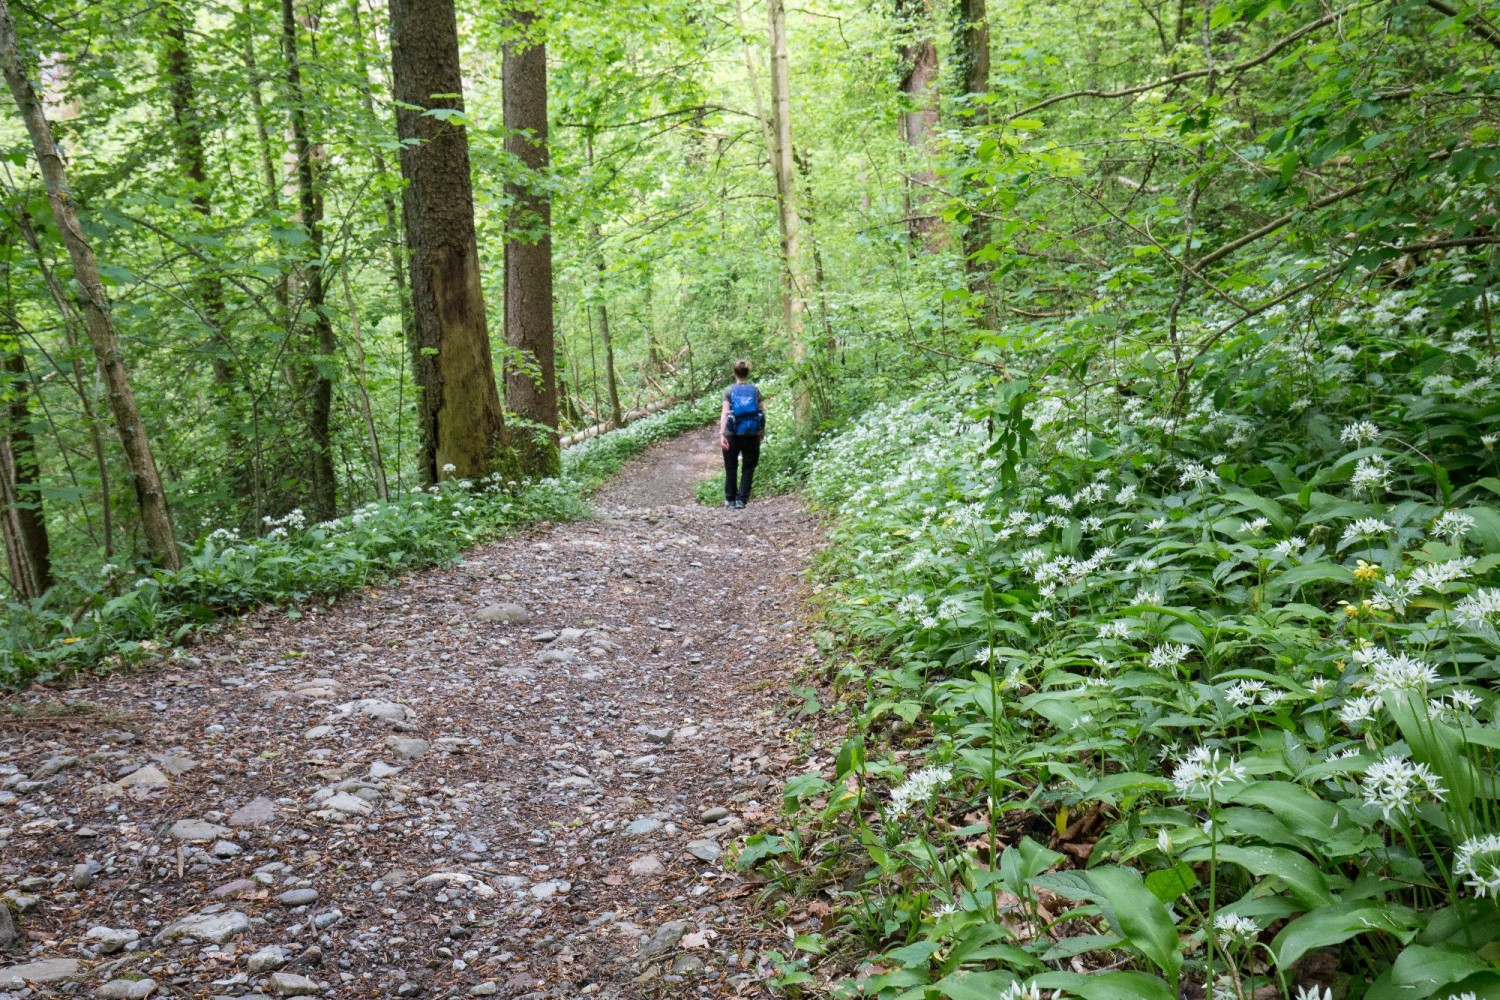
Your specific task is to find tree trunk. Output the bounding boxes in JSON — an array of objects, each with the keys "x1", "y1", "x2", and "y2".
[
  {"x1": 0, "y1": 336, "x2": 50, "y2": 599},
  {"x1": 502, "y1": 5, "x2": 560, "y2": 477},
  {"x1": 240, "y1": 0, "x2": 280, "y2": 209},
  {"x1": 0, "y1": 0, "x2": 180, "y2": 569},
  {"x1": 161, "y1": 3, "x2": 256, "y2": 511},
  {"x1": 340, "y1": 268, "x2": 389, "y2": 500},
  {"x1": 767, "y1": 0, "x2": 812, "y2": 428},
  {"x1": 281, "y1": 0, "x2": 337, "y2": 521},
  {"x1": 390, "y1": 0, "x2": 511, "y2": 483},
  {"x1": 897, "y1": 0, "x2": 943, "y2": 249},
  {"x1": 951, "y1": 0, "x2": 995, "y2": 326}
]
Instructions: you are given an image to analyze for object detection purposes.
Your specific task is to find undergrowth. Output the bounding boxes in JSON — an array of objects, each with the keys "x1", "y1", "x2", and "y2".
[
  {"x1": 0, "y1": 395, "x2": 718, "y2": 688},
  {"x1": 742, "y1": 283, "x2": 1500, "y2": 998}
]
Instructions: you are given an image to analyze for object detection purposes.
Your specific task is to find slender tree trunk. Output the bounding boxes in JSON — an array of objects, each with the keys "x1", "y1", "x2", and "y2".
[
  {"x1": 241, "y1": 0, "x2": 280, "y2": 209},
  {"x1": 348, "y1": 0, "x2": 413, "y2": 350},
  {"x1": 161, "y1": 3, "x2": 256, "y2": 510},
  {"x1": 951, "y1": 0, "x2": 995, "y2": 326},
  {"x1": 0, "y1": 0, "x2": 179, "y2": 568},
  {"x1": 0, "y1": 335, "x2": 50, "y2": 598},
  {"x1": 897, "y1": 0, "x2": 943, "y2": 249},
  {"x1": 340, "y1": 268, "x2": 389, "y2": 500},
  {"x1": 580, "y1": 139, "x2": 624, "y2": 429},
  {"x1": 767, "y1": 0, "x2": 812, "y2": 428},
  {"x1": 281, "y1": 0, "x2": 337, "y2": 520},
  {"x1": 502, "y1": 5, "x2": 560, "y2": 477},
  {"x1": 390, "y1": 0, "x2": 511, "y2": 482}
]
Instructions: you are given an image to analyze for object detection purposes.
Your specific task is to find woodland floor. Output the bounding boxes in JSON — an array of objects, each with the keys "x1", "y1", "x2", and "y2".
[{"x1": 0, "y1": 426, "x2": 826, "y2": 999}]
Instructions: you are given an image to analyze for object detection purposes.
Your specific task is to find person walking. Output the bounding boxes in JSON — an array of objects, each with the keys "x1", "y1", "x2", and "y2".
[{"x1": 719, "y1": 359, "x2": 765, "y2": 509}]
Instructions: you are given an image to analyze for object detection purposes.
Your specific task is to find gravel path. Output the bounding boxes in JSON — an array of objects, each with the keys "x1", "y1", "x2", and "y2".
[{"x1": 0, "y1": 426, "x2": 821, "y2": 999}]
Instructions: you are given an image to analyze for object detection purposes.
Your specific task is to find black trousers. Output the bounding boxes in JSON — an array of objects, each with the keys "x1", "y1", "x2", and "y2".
[{"x1": 723, "y1": 434, "x2": 761, "y2": 502}]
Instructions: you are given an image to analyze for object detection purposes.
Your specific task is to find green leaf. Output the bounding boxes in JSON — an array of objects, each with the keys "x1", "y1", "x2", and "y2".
[
  {"x1": 886, "y1": 940, "x2": 943, "y2": 968},
  {"x1": 1145, "y1": 862, "x2": 1198, "y2": 903},
  {"x1": 1391, "y1": 943, "x2": 1491, "y2": 992},
  {"x1": 1084, "y1": 866, "x2": 1183, "y2": 985},
  {"x1": 1199, "y1": 844, "x2": 1334, "y2": 908},
  {"x1": 1031, "y1": 971, "x2": 1178, "y2": 1000},
  {"x1": 934, "y1": 970, "x2": 1019, "y2": 999},
  {"x1": 1272, "y1": 900, "x2": 1420, "y2": 969}
]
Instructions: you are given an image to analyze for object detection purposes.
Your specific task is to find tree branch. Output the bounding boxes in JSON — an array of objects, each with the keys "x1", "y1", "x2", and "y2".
[
  {"x1": 1008, "y1": 5, "x2": 1366, "y2": 120},
  {"x1": 1426, "y1": 0, "x2": 1500, "y2": 50},
  {"x1": 1197, "y1": 180, "x2": 1374, "y2": 269}
]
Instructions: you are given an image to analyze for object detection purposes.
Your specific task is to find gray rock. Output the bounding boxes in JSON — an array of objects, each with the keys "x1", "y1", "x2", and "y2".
[
  {"x1": 169, "y1": 818, "x2": 232, "y2": 842},
  {"x1": 228, "y1": 796, "x2": 278, "y2": 828},
  {"x1": 529, "y1": 631, "x2": 558, "y2": 643},
  {"x1": 33, "y1": 756, "x2": 80, "y2": 779},
  {"x1": 212, "y1": 839, "x2": 242, "y2": 858},
  {"x1": 71, "y1": 863, "x2": 94, "y2": 890},
  {"x1": 85, "y1": 926, "x2": 139, "y2": 954},
  {"x1": 384, "y1": 736, "x2": 429, "y2": 761},
  {"x1": 336, "y1": 699, "x2": 415, "y2": 725},
  {"x1": 321, "y1": 792, "x2": 373, "y2": 815},
  {"x1": 159, "y1": 909, "x2": 249, "y2": 944},
  {"x1": 208, "y1": 878, "x2": 256, "y2": 899},
  {"x1": 700, "y1": 807, "x2": 729, "y2": 823},
  {"x1": 557, "y1": 627, "x2": 586, "y2": 644},
  {"x1": 276, "y1": 888, "x2": 319, "y2": 907},
  {"x1": 96, "y1": 977, "x2": 156, "y2": 998},
  {"x1": 624, "y1": 818, "x2": 662, "y2": 836},
  {"x1": 116, "y1": 765, "x2": 169, "y2": 790},
  {"x1": 529, "y1": 880, "x2": 569, "y2": 900},
  {"x1": 468, "y1": 983, "x2": 499, "y2": 996},
  {"x1": 628, "y1": 854, "x2": 665, "y2": 877},
  {"x1": 0, "y1": 958, "x2": 81, "y2": 988},
  {"x1": 302, "y1": 725, "x2": 334, "y2": 740},
  {"x1": 0, "y1": 905, "x2": 15, "y2": 949},
  {"x1": 369, "y1": 760, "x2": 401, "y2": 779},
  {"x1": 685, "y1": 840, "x2": 722, "y2": 863},
  {"x1": 269, "y1": 971, "x2": 321, "y2": 996},
  {"x1": 477, "y1": 603, "x2": 530, "y2": 624},
  {"x1": 3, "y1": 892, "x2": 38, "y2": 912},
  {"x1": 535, "y1": 649, "x2": 574, "y2": 665},
  {"x1": 246, "y1": 945, "x2": 289, "y2": 974},
  {"x1": 643, "y1": 728, "x2": 673, "y2": 745},
  {"x1": 671, "y1": 954, "x2": 705, "y2": 975},
  {"x1": 636, "y1": 920, "x2": 690, "y2": 961}
]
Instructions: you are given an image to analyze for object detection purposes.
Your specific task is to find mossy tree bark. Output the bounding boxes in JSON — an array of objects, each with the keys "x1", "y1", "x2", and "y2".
[{"x1": 390, "y1": 0, "x2": 512, "y2": 484}]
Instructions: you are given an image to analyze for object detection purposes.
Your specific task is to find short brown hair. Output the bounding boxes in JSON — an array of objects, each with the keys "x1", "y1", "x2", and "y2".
[{"x1": 733, "y1": 359, "x2": 751, "y2": 379}]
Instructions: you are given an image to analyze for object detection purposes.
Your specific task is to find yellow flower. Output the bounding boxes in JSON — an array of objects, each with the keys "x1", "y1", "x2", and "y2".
[
  {"x1": 1354, "y1": 560, "x2": 1380, "y2": 582},
  {"x1": 1338, "y1": 600, "x2": 1362, "y2": 618}
]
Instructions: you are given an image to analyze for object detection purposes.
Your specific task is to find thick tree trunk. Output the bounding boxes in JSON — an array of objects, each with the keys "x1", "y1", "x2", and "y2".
[
  {"x1": 1, "y1": 341, "x2": 50, "y2": 598},
  {"x1": 767, "y1": 0, "x2": 812, "y2": 428},
  {"x1": 390, "y1": 0, "x2": 511, "y2": 483},
  {"x1": 502, "y1": 5, "x2": 560, "y2": 478},
  {"x1": 897, "y1": 0, "x2": 943, "y2": 249},
  {"x1": 281, "y1": 0, "x2": 337, "y2": 521},
  {"x1": 0, "y1": 0, "x2": 180, "y2": 569},
  {"x1": 161, "y1": 3, "x2": 256, "y2": 510}
]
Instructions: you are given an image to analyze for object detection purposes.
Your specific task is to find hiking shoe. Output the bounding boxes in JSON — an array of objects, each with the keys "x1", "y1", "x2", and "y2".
[
  {"x1": 733, "y1": 500, "x2": 747, "y2": 509},
  {"x1": 723, "y1": 500, "x2": 735, "y2": 508}
]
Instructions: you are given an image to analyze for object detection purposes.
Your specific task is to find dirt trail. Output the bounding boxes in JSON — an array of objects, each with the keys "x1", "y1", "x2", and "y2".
[{"x1": 0, "y1": 426, "x2": 820, "y2": 999}]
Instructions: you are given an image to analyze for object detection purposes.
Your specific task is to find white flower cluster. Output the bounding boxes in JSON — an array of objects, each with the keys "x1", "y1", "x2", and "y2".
[
  {"x1": 1361, "y1": 754, "x2": 1446, "y2": 820},
  {"x1": 889, "y1": 766, "x2": 953, "y2": 817},
  {"x1": 1455, "y1": 833, "x2": 1500, "y2": 898},
  {"x1": 1352, "y1": 646, "x2": 1440, "y2": 693},
  {"x1": 1171, "y1": 747, "x2": 1247, "y2": 798},
  {"x1": 1340, "y1": 420, "x2": 1380, "y2": 445}
]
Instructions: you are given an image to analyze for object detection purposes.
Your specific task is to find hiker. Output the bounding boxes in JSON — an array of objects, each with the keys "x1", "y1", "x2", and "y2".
[{"x1": 719, "y1": 359, "x2": 765, "y2": 509}]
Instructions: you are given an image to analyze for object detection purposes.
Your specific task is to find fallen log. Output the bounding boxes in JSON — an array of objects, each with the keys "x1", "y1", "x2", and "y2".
[{"x1": 560, "y1": 396, "x2": 679, "y2": 449}]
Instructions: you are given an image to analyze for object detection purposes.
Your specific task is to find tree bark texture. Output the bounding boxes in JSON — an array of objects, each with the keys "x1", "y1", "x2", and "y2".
[
  {"x1": 897, "y1": 0, "x2": 943, "y2": 249},
  {"x1": 281, "y1": 0, "x2": 337, "y2": 521},
  {"x1": 767, "y1": 0, "x2": 812, "y2": 428},
  {"x1": 502, "y1": 5, "x2": 561, "y2": 477},
  {"x1": 0, "y1": 0, "x2": 180, "y2": 569},
  {"x1": 1, "y1": 341, "x2": 50, "y2": 598},
  {"x1": 950, "y1": 0, "x2": 994, "y2": 325},
  {"x1": 390, "y1": 0, "x2": 511, "y2": 483}
]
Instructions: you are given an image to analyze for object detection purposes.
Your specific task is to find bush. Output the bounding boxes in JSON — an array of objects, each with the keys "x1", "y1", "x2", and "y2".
[{"x1": 756, "y1": 288, "x2": 1500, "y2": 996}]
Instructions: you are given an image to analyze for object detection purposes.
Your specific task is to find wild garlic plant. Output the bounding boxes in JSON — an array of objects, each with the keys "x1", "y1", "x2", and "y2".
[{"x1": 746, "y1": 301, "x2": 1500, "y2": 998}]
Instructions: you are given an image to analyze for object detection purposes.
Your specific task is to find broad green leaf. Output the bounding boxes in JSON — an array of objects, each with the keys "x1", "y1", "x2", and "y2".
[
  {"x1": 1272, "y1": 900, "x2": 1420, "y2": 968},
  {"x1": 1032, "y1": 971, "x2": 1178, "y2": 1000},
  {"x1": 1084, "y1": 866, "x2": 1183, "y2": 985}
]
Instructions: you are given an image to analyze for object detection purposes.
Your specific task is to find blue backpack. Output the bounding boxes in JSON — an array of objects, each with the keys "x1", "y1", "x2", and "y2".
[{"x1": 727, "y1": 383, "x2": 764, "y2": 436}]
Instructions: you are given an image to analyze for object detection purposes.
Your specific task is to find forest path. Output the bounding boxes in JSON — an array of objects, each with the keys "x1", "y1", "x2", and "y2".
[{"x1": 0, "y1": 426, "x2": 821, "y2": 999}]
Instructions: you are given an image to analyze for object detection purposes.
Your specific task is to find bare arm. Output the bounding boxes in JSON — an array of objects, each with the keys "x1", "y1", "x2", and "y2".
[{"x1": 719, "y1": 398, "x2": 730, "y2": 448}]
